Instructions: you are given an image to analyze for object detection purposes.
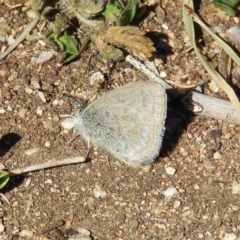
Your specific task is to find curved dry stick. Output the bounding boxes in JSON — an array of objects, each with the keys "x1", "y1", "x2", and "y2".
[{"x1": 10, "y1": 156, "x2": 85, "y2": 175}]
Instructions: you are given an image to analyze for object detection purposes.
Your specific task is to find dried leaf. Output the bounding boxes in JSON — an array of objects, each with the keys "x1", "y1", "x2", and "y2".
[{"x1": 95, "y1": 26, "x2": 155, "y2": 61}]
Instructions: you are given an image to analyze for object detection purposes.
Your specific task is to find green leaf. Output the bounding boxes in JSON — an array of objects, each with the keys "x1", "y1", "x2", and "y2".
[
  {"x1": 0, "y1": 170, "x2": 10, "y2": 189},
  {"x1": 213, "y1": 1, "x2": 237, "y2": 16},
  {"x1": 57, "y1": 32, "x2": 79, "y2": 55},
  {"x1": 54, "y1": 32, "x2": 79, "y2": 64},
  {"x1": 119, "y1": 0, "x2": 138, "y2": 26},
  {"x1": 102, "y1": 4, "x2": 120, "y2": 18},
  {"x1": 219, "y1": 0, "x2": 240, "y2": 7}
]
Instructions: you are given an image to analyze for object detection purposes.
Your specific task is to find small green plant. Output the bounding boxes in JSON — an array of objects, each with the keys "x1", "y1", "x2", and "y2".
[{"x1": 48, "y1": 0, "x2": 155, "y2": 63}]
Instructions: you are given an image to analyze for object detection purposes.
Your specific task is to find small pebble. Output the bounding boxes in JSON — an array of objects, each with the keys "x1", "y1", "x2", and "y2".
[
  {"x1": 0, "y1": 107, "x2": 6, "y2": 113},
  {"x1": 194, "y1": 184, "x2": 200, "y2": 190},
  {"x1": 222, "y1": 233, "x2": 236, "y2": 240},
  {"x1": 44, "y1": 141, "x2": 51, "y2": 147},
  {"x1": 163, "y1": 187, "x2": 178, "y2": 197},
  {"x1": 162, "y1": 23, "x2": 169, "y2": 29},
  {"x1": 173, "y1": 200, "x2": 181, "y2": 208},
  {"x1": 76, "y1": 228, "x2": 91, "y2": 236},
  {"x1": 36, "y1": 106, "x2": 43, "y2": 116},
  {"x1": 0, "y1": 219, "x2": 4, "y2": 232},
  {"x1": 165, "y1": 167, "x2": 176, "y2": 175},
  {"x1": 19, "y1": 230, "x2": 34, "y2": 238},
  {"x1": 93, "y1": 189, "x2": 107, "y2": 198},
  {"x1": 24, "y1": 87, "x2": 33, "y2": 94},
  {"x1": 61, "y1": 118, "x2": 77, "y2": 130},
  {"x1": 213, "y1": 151, "x2": 222, "y2": 159},
  {"x1": 142, "y1": 164, "x2": 152, "y2": 173},
  {"x1": 18, "y1": 108, "x2": 27, "y2": 118},
  {"x1": 36, "y1": 51, "x2": 54, "y2": 64},
  {"x1": 232, "y1": 181, "x2": 240, "y2": 194}
]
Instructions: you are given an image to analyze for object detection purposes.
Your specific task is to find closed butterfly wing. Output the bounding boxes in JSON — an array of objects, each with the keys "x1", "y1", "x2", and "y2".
[{"x1": 75, "y1": 81, "x2": 167, "y2": 165}]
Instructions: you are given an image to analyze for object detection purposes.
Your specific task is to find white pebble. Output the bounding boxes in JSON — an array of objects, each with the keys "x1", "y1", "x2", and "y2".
[
  {"x1": 7, "y1": 35, "x2": 15, "y2": 45},
  {"x1": 208, "y1": 80, "x2": 219, "y2": 93},
  {"x1": 36, "y1": 51, "x2": 54, "y2": 64},
  {"x1": 24, "y1": 87, "x2": 33, "y2": 94},
  {"x1": 198, "y1": 233, "x2": 204, "y2": 238},
  {"x1": 31, "y1": 79, "x2": 40, "y2": 89},
  {"x1": 61, "y1": 117, "x2": 78, "y2": 130},
  {"x1": 24, "y1": 178, "x2": 31, "y2": 187},
  {"x1": 222, "y1": 233, "x2": 236, "y2": 240},
  {"x1": 52, "y1": 99, "x2": 60, "y2": 107},
  {"x1": 37, "y1": 91, "x2": 46, "y2": 102},
  {"x1": 173, "y1": 200, "x2": 181, "y2": 208},
  {"x1": 163, "y1": 187, "x2": 178, "y2": 197},
  {"x1": 44, "y1": 141, "x2": 51, "y2": 147},
  {"x1": 0, "y1": 107, "x2": 6, "y2": 113},
  {"x1": 46, "y1": 179, "x2": 53, "y2": 184},
  {"x1": 162, "y1": 23, "x2": 169, "y2": 29},
  {"x1": 19, "y1": 230, "x2": 34, "y2": 238},
  {"x1": 194, "y1": 184, "x2": 200, "y2": 190},
  {"x1": 160, "y1": 71, "x2": 167, "y2": 78},
  {"x1": 232, "y1": 181, "x2": 240, "y2": 194},
  {"x1": 18, "y1": 108, "x2": 28, "y2": 118},
  {"x1": 36, "y1": 106, "x2": 43, "y2": 116},
  {"x1": 213, "y1": 151, "x2": 222, "y2": 159},
  {"x1": 165, "y1": 167, "x2": 176, "y2": 175},
  {"x1": 89, "y1": 71, "x2": 104, "y2": 86},
  {"x1": 93, "y1": 189, "x2": 107, "y2": 198},
  {"x1": 76, "y1": 228, "x2": 91, "y2": 236},
  {"x1": 0, "y1": 222, "x2": 4, "y2": 232}
]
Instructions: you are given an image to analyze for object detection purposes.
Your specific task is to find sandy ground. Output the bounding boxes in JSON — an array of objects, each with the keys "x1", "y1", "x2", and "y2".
[{"x1": 1, "y1": 0, "x2": 240, "y2": 239}]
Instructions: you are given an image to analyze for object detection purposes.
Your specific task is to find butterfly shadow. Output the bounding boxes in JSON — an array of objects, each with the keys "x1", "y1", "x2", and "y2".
[
  {"x1": 157, "y1": 88, "x2": 193, "y2": 160},
  {"x1": 0, "y1": 133, "x2": 25, "y2": 193}
]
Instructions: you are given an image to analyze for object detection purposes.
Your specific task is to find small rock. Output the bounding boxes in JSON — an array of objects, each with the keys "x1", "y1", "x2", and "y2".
[
  {"x1": 25, "y1": 87, "x2": 33, "y2": 94},
  {"x1": 36, "y1": 51, "x2": 54, "y2": 64},
  {"x1": 194, "y1": 184, "x2": 200, "y2": 190},
  {"x1": 142, "y1": 164, "x2": 152, "y2": 173},
  {"x1": 208, "y1": 80, "x2": 219, "y2": 92},
  {"x1": 61, "y1": 118, "x2": 78, "y2": 130},
  {"x1": 222, "y1": 233, "x2": 237, "y2": 240},
  {"x1": 36, "y1": 106, "x2": 43, "y2": 116},
  {"x1": 0, "y1": 219, "x2": 4, "y2": 232},
  {"x1": 163, "y1": 187, "x2": 178, "y2": 197},
  {"x1": 165, "y1": 167, "x2": 176, "y2": 175},
  {"x1": 93, "y1": 189, "x2": 107, "y2": 198},
  {"x1": 173, "y1": 200, "x2": 181, "y2": 208},
  {"x1": 232, "y1": 181, "x2": 240, "y2": 194},
  {"x1": 0, "y1": 107, "x2": 6, "y2": 113},
  {"x1": 18, "y1": 108, "x2": 28, "y2": 118},
  {"x1": 213, "y1": 151, "x2": 222, "y2": 159},
  {"x1": 19, "y1": 230, "x2": 33, "y2": 238},
  {"x1": 76, "y1": 228, "x2": 91, "y2": 236}
]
